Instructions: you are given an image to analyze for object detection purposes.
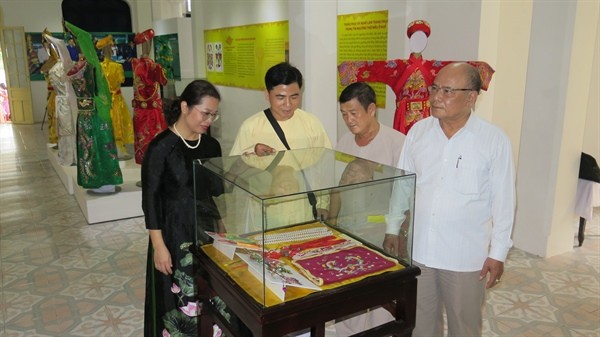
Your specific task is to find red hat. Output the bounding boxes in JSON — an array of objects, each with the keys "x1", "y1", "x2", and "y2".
[
  {"x1": 134, "y1": 29, "x2": 154, "y2": 45},
  {"x1": 407, "y1": 20, "x2": 431, "y2": 38}
]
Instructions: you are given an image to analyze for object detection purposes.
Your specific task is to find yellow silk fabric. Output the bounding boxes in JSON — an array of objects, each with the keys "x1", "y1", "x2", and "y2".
[
  {"x1": 202, "y1": 222, "x2": 404, "y2": 307},
  {"x1": 45, "y1": 74, "x2": 58, "y2": 144},
  {"x1": 100, "y1": 59, "x2": 134, "y2": 153}
]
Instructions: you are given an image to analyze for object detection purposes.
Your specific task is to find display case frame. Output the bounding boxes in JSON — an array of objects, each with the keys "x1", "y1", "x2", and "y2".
[
  {"x1": 192, "y1": 148, "x2": 418, "y2": 336},
  {"x1": 194, "y1": 244, "x2": 419, "y2": 336}
]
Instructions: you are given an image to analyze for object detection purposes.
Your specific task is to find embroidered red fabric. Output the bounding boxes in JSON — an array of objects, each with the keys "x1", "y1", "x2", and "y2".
[{"x1": 293, "y1": 246, "x2": 396, "y2": 285}]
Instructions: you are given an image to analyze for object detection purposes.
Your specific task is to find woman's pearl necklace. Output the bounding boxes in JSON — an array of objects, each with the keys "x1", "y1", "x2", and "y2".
[{"x1": 172, "y1": 123, "x2": 201, "y2": 149}]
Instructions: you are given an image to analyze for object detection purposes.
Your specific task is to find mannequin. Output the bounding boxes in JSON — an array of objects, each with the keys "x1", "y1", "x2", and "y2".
[
  {"x1": 65, "y1": 21, "x2": 123, "y2": 194},
  {"x1": 338, "y1": 20, "x2": 495, "y2": 134},
  {"x1": 40, "y1": 38, "x2": 58, "y2": 144},
  {"x1": 131, "y1": 28, "x2": 168, "y2": 165},
  {"x1": 96, "y1": 35, "x2": 135, "y2": 160},
  {"x1": 43, "y1": 31, "x2": 79, "y2": 166}
]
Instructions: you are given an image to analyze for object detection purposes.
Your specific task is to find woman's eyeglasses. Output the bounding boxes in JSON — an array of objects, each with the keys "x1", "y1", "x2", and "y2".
[{"x1": 192, "y1": 107, "x2": 220, "y2": 122}]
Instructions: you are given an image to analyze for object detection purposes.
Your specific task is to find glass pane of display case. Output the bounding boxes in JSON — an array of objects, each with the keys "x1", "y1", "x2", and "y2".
[{"x1": 193, "y1": 147, "x2": 415, "y2": 308}]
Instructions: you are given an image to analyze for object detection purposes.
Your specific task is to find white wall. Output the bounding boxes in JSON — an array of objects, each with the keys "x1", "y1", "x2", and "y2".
[
  {"x1": 192, "y1": 0, "x2": 289, "y2": 154},
  {"x1": 196, "y1": 1, "x2": 489, "y2": 153},
  {"x1": 152, "y1": 0, "x2": 185, "y2": 19},
  {"x1": 582, "y1": 20, "x2": 600, "y2": 161},
  {"x1": 289, "y1": 1, "x2": 338, "y2": 147},
  {"x1": 479, "y1": 1, "x2": 533, "y2": 164},
  {"x1": 512, "y1": 0, "x2": 599, "y2": 257}
]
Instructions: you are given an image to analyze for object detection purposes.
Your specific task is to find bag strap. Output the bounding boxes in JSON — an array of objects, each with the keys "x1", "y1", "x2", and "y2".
[
  {"x1": 264, "y1": 108, "x2": 291, "y2": 150},
  {"x1": 263, "y1": 108, "x2": 318, "y2": 220}
]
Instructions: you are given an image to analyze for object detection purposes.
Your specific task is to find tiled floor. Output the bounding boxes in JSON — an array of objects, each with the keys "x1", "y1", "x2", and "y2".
[
  {"x1": 0, "y1": 123, "x2": 598, "y2": 337},
  {"x1": 0, "y1": 123, "x2": 146, "y2": 337}
]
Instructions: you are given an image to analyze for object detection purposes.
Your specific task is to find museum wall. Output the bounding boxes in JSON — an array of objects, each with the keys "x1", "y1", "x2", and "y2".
[
  {"x1": 192, "y1": 0, "x2": 289, "y2": 153},
  {"x1": 193, "y1": 0, "x2": 488, "y2": 154},
  {"x1": 1, "y1": 0, "x2": 599, "y2": 257},
  {"x1": 2, "y1": 0, "x2": 596, "y2": 160}
]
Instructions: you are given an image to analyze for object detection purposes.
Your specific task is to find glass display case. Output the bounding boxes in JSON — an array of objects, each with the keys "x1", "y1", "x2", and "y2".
[{"x1": 192, "y1": 147, "x2": 418, "y2": 336}]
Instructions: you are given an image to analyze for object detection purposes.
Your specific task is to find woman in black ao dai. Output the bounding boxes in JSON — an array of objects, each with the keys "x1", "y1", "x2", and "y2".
[{"x1": 141, "y1": 80, "x2": 224, "y2": 337}]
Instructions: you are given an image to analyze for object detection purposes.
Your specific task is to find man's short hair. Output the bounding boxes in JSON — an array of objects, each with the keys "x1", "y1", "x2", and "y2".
[
  {"x1": 339, "y1": 82, "x2": 376, "y2": 111},
  {"x1": 464, "y1": 63, "x2": 482, "y2": 93},
  {"x1": 265, "y1": 62, "x2": 303, "y2": 91}
]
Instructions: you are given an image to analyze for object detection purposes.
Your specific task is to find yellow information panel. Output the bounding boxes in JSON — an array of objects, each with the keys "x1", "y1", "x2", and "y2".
[
  {"x1": 337, "y1": 11, "x2": 388, "y2": 108},
  {"x1": 205, "y1": 21, "x2": 289, "y2": 90}
]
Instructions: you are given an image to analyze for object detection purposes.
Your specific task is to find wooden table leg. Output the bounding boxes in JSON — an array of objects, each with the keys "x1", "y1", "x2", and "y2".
[
  {"x1": 310, "y1": 324, "x2": 325, "y2": 337},
  {"x1": 199, "y1": 311, "x2": 214, "y2": 336}
]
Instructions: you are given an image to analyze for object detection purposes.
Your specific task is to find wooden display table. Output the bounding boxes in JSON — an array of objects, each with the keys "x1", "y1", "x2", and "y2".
[{"x1": 193, "y1": 244, "x2": 420, "y2": 337}]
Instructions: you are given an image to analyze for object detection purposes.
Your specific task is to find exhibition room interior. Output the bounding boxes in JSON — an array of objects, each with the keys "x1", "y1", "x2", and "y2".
[{"x1": 0, "y1": 0, "x2": 598, "y2": 336}]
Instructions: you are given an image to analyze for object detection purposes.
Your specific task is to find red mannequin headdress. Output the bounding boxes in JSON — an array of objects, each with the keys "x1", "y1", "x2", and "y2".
[
  {"x1": 407, "y1": 20, "x2": 431, "y2": 38},
  {"x1": 134, "y1": 29, "x2": 155, "y2": 45}
]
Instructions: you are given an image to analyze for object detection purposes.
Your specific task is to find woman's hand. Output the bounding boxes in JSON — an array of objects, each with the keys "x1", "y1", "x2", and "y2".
[{"x1": 153, "y1": 245, "x2": 173, "y2": 275}]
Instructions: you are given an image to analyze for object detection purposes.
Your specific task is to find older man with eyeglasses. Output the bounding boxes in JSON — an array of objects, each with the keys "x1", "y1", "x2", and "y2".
[{"x1": 384, "y1": 62, "x2": 516, "y2": 337}]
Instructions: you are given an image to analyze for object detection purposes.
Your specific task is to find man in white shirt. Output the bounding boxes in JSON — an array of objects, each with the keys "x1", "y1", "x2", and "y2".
[
  {"x1": 384, "y1": 62, "x2": 516, "y2": 337},
  {"x1": 336, "y1": 82, "x2": 405, "y2": 167},
  {"x1": 333, "y1": 82, "x2": 405, "y2": 336},
  {"x1": 331, "y1": 81, "x2": 406, "y2": 228}
]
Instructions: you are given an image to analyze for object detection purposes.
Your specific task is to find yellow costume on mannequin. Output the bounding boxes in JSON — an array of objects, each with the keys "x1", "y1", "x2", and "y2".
[{"x1": 97, "y1": 35, "x2": 134, "y2": 156}]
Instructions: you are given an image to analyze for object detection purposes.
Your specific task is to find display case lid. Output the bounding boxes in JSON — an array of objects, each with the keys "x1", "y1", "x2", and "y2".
[{"x1": 198, "y1": 147, "x2": 415, "y2": 200}]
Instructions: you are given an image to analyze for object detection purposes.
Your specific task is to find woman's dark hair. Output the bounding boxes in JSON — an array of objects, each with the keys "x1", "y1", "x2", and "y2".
[
  {"x1": 264, "y1": 62, "x2": 303, "y2": 91},
  {"x1": 339, "y1": 82, "x2": 376, "y2": 111},
  {"x1": 164, "y1": 80, "x2": 220, "y2": 126}
]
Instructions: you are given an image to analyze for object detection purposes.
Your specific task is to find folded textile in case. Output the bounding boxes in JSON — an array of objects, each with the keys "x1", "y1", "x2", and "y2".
[{"x1": 292, "y1": 246, "x2": 397, "y2": 286}]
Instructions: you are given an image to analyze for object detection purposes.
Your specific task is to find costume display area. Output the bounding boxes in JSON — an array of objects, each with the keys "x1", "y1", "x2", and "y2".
[
  {"x1": 192, "y1": 148, "x2": 419, "y2": 336},
  {"x1": 47, "y1": 145, "x2": 143, "y2": 224},
  {"x1": 338, "y1": 19, "x2": 495, "y2": 135},
  {"x1": 43, "y1": 25, "x2": 150, "y2": 224}
]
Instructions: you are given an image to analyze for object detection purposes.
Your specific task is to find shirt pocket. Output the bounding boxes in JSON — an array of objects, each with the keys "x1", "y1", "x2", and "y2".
[{"x1": 449, "y1": 163, "x2": 482, "y2": 195}]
